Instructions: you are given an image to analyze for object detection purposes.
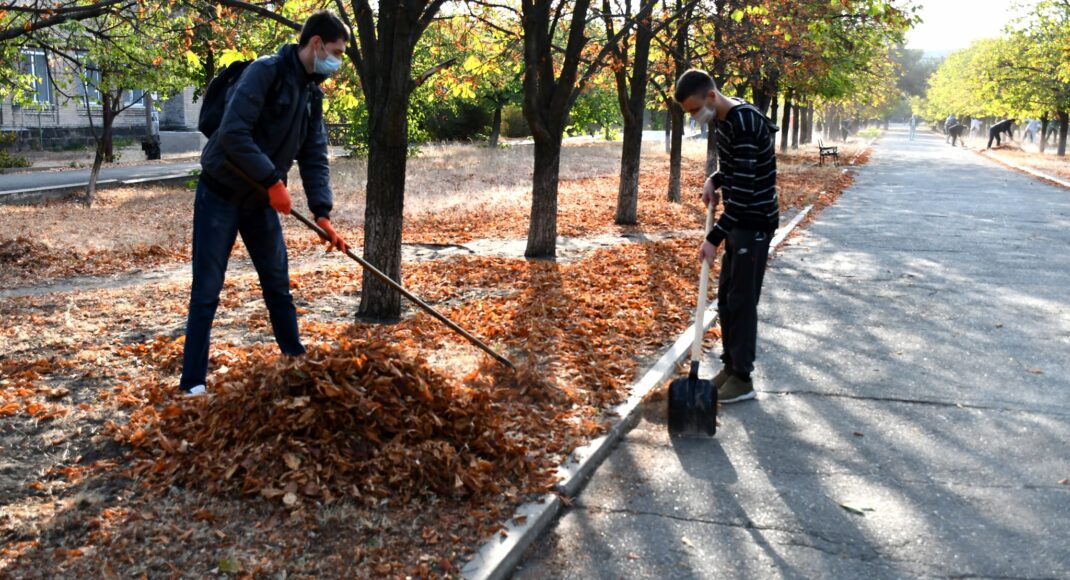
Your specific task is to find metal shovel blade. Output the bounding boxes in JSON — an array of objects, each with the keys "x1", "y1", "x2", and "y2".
[{"x1": 667, "y1": 363, "x2": 717, "y2": 437}]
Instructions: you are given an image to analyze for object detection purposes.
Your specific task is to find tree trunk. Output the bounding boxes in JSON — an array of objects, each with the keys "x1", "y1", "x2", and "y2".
[
  {"x1": 612, "y1": 0, "x2": 654, "y2": 226},
  {"x1": 800, "y1": 104, "x2": 811, "y2": 145},
  {"x1": 664, "y1": 108, "x2": 671, "y2": 154},
  {"x1": 359, "y1": 138, "x2": 408, "y2": 319},
  {"x1": 769, "y1": 93, "x2": 779, "y2": 130},
  {"x1": 615, "y1": 113, "x2": 643, "y2": 224},
  {"x1": 85, "y1": 141, "x2": 106, "y2": 208},
  {"x1": 807, "y1": 106, "x2": 815, "y2": 143},
  {"x1": 752, "y1": 88, "x2": 771, "y2": 115},
  {"x1": 85, "y1": 97, "x2": 114, "y2": 207},
  {"x1": 359, "y1": 44, "x2": 413, "y2": 321},
  {"x1": 667, "y1": 101, "x2": 684, "y2": 202},
  {"x1": 791, "y1": 104, "x2": 801, "y2": 149},
  {"x1": 144, "y1": 92, "x2": 154, "y2": 137},
  {"x1": 525, "y1": 135, "x2": 562, "y2": 257},
  {"x1": 705, "y1": 119, "x2": 718, "y2": 176},
  {"x1": 780, "y1": 89, "x2": 792, "y2": 153},
  {"x1": 489, "y1": 101, "x2": 502, "y2": 148},
  {"x1": 103, "y1": 93, "x2": 116, "y2": 163},
  {"x1": 1058, "y1": 111, "x2": 1068, "y2": 157},
  {"x1": 1040, "y1": 112, "x2": 1049, "y2": 153}
]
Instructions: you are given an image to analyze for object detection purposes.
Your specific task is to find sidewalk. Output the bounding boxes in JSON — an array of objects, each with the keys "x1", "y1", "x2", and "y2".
[
  {"x1": 0, "y1": 160, "x2": 201, "y2": 202},
  {"x1": 514, "y1": 126, "x2": 1070, "y2": 578}
]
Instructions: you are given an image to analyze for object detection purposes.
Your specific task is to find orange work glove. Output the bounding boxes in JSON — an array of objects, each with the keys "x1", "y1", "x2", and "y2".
[
  {"x1": 315, "y1": 217, "x2": 348, "y2": 253},
  {"x1": 267, "y1": 181, "x2": 292, "y2": 215}
]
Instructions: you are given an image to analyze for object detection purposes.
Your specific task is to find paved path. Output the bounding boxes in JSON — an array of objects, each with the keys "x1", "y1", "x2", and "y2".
[
  {"x1": 515, "y1": 126, "x2": 1070, "y2": 578},
  {"x1": 0, "y1": 162, "x2": 200, "y2": 194}
]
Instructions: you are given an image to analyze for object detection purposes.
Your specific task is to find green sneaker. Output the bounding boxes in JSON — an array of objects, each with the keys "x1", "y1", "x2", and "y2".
[
  {"x1": 713, "y1": 367, "x2": 731, "y2": 389},
  {"x1": 719, "y1": 375, "x2": 756, "y2": 403}
]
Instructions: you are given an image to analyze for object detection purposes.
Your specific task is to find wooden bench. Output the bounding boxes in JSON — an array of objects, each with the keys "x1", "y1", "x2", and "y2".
[{"x1": 818, "y1": 140, "x2": 839, "y2": 166}]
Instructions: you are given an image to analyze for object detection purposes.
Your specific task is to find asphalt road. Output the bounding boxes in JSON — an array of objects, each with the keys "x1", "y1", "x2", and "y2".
[
  {"x1": 0, "y1": 162, "x2": 201, "y2": 194},
  {"x1": 514, "y1": 126, "x2": 1070, "y2": 578}
]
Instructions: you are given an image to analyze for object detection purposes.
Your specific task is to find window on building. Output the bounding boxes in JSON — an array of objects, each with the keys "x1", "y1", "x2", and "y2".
[
  {"x1": 21, "y1": 49, "x2": 53, "y2": 105},
  {"x1": 124, "y1": 89, "x2": 145, "y2": 107},
  {"x1": 76, "y1": 53, "x2": 102, "y2": 106}
]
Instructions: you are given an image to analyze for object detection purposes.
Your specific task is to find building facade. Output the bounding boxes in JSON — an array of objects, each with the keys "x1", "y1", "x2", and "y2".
[{"x1": 1, "y1": 48, "x2": 201, "y2": 151}]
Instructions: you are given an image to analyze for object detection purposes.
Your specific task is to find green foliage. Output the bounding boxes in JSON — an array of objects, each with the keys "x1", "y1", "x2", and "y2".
[
  {"x1": 893, "y1": 46, "x2": 940, "y2": 97},
  {"x1": 0, "y1": 133, "x2": 29, "y2": 169},
  {"x1": 501, "y1": 106, "x2": 530, "y2": 138},
  {"x1": 342, "y1": 96, "x2": 429, "y2": 158},
  {"x1": 421, "y1": 100, "x2": 491, "y2": 142},
  {"x1": 185, "y1": 168, "x2": 202, "y2": 190},
  {"x1": 567, "y1": 86, "x2": 622, "y2": 140},
  {"x1": 858, "y1": 127, "x2": 881, "y2": 139},
  {"x1": 924, "y1": 1, "x2": 1070, "y2": 122}
]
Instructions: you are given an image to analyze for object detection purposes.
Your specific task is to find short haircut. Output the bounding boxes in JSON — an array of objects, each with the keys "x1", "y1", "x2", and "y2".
[
  {"x1": 674, "y1": 69, "x2": 716, "y2": 104},
  {"x1": 299, "y1": 11, "x2": 350, "y2": 46}
]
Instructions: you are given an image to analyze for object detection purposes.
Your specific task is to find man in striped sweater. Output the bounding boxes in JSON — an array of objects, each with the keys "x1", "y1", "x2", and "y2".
[{"x1": 674, "y1": 69, "x2": 779, "y2": 404}]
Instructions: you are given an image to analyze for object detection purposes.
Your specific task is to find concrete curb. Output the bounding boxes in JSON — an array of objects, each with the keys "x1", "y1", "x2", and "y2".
[
  {"x1": 460, "y1": 203, "x2": 817, "y2": 580},
  {"x1": 977, "y1": 152, "x2": 1070, "y2": 190}
]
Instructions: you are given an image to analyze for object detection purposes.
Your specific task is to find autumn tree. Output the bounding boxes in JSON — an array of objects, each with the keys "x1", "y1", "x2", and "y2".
[
  {"x1": 602, "y1": 0, "x2": 655, "y2": 224},
  {"x1": 925, "y1": 5, "x2": 1070, "y2": 157},
  {"x1": 1, "y1": 1, "x2": 196, "y2": 205},
  {"x1": 515, "y1": 0, "x2": 651, "y2": 257}
]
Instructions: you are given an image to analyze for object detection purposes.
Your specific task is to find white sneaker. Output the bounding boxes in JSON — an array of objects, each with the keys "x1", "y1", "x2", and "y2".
[{"x1": 181, "y1": 384, "x2": 208, "y2": 397}]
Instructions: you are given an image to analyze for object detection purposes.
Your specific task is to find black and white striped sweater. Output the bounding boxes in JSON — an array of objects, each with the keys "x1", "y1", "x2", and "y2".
[{"x1": 707, "y1": 100, "x2": 779, "y2": 246}]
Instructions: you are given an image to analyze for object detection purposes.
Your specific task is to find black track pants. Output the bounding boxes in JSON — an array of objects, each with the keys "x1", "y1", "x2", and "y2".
[{"x1": 718, "y1": 227, "x2": 772, "y2": 376}]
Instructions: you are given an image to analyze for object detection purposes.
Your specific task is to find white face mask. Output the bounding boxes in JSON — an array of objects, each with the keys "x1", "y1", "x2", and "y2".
[
  {"x1": 314, "y1": 43, "x2": 343, "y2": 76},
  {"x1": 691, "y1": 104, "x2": 715, "y2": 126}
]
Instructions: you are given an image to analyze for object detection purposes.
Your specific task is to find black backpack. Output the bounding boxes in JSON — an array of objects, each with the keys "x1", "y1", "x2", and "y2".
[{"x1": 198, "y1": 59, "x2": 282, "y2": 138}]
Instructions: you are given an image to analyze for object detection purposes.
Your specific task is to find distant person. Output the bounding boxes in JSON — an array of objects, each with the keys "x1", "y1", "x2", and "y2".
[
  {"x1": 673, "y1": 68, "x2": 778, "y2": 404},
  {"x1": 179, "y1": 11, "x2": 351, "y2": 397},
  {"x1": 909, "y1": 114, "x2": 918, "y2": 140},
  {"x1": 987, "y1": 118, "x2": 1015, "y2": 149},
  {"x1": 946, "y1": 123, "x2": 967, "y2": 147},
  {"x1": 944, "y1": 114, "x2": 957, "y2": 135},
  {"x1": 1023, "y1": 119, "x2": 1040, "y2": 143},
  {"x1": 970, "y1": 118, "x2": 982, "y2": 138},
  {"x1": 1044, "y1": 120, "x2": 1060, "y2": 145}
]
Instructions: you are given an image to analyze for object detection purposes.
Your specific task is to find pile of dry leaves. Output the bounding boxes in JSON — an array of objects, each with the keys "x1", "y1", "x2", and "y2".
[{"x1": 110, "y1": 336, "x2": 564, "y2": 509}]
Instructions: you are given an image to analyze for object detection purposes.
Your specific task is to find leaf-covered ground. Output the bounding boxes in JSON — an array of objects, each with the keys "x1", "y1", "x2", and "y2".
[
  {"x1": 0, "y1": 139, "x2": 867, "y2": 577},
  {"x1": 980, "y1": 145, "x2": 1070, "y2": 183}
]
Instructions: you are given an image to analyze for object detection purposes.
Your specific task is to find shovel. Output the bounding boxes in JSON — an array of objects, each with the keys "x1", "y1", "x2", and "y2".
[
  {"x1": 222, "y1": 160, "x2": 515, "y2": 370},
  {"x1": 667, "y1": 202, "x2": 717, "y2": 437}
]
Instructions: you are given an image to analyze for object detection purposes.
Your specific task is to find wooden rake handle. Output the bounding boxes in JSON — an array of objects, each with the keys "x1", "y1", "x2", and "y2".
[{"x1": 222, "y1": 160, "x2": 516, "y2": 371}]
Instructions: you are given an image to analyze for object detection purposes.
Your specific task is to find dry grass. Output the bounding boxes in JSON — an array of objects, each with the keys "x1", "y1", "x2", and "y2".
[{"x1": 0, "y1": 137, "x2": 849, "y2": 289}]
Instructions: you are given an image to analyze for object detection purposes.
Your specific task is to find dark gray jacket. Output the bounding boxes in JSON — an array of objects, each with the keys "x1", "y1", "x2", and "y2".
[{"x1": 200, "y1": 44, "x2": 333, "y2": 220}]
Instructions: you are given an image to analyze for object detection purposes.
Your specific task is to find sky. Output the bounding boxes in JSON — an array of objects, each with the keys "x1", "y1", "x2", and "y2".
[{"x1": 904, "y1": 0, "x2": 1041, "y2": 53}]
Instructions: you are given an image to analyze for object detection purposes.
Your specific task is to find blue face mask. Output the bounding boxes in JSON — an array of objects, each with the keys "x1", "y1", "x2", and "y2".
[{"x1": 314, "y1": 43, "x2": 342, "y2": 76}]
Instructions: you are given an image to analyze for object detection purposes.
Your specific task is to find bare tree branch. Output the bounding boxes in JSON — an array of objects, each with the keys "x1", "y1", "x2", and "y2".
[
  {"x1": 213, "y1": 0, "x2": 301, "y2": 30},
  {"x1": 413, "y1": 57, "x2": 456, "y2": 88}
]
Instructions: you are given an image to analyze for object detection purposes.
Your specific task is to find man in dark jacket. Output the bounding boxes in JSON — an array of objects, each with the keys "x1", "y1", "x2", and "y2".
[
  {"x1": 674, "y1": 69, "x2": 778, "y2": 404},
  {"x1": 946, "y1": 123, "x2": 967, "y2": 147},
  {"x1": 179, "y1": 11, "x2": 350, "y2": 396},
  {"x1": 987, "y1": 118, "x2": 1015, "y2": 149}
]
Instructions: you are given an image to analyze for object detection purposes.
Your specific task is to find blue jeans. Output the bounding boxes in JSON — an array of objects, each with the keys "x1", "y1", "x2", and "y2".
[{"x1": 179, "y1": 180, "x2": 305, "y2": 389}]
